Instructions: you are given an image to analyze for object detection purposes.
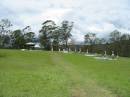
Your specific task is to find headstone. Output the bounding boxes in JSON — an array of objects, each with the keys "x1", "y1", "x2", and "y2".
[
  {"x1": 116, "y1": 53, "x2": 119, "y2": 58},
  {"x1": 59, "y1": 48, "x2": 61, "y2": 52},
  {"x1": 75, "y1": 48, "x2": 77, "y2": 52},
  {"x1": 63, "y1": 49, "x2": 68, "y2": 53},
  {"x1": 86, "y1": 49, "x2": 88, "y2": 54},
  {"x1": 51, "y1": 47, "x2": 53, "y2": 52},
  {"x1": 69, "y1": 48, "x2": 71, "y2": 52},
  {"x1": 79, "y1": 48, "x2": 81, "y2": 53},
  {"x1": 104, "y1": 51, "x2": 107, "y2": 57},
  {"x1": 21, "y1": 49, "x2": 25, "y2": 51},
  {"x1": 111, "y1": 51, "x2": 115, "y2": 59}
]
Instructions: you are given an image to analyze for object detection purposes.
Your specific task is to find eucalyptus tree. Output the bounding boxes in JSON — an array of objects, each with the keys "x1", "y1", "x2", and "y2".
[
  {"x1": 61, "y1": 20, "x2": 74, "y2": 50},
  {"x1": 84, "y1": 32, "x2": 96, "y2": 45},
  {"x1": 120, "y1": 33, "x2": 130, "y2": 41},
  {"x1": 94, "y1": 38, "x2": 106, "y2": 44},
  {"x1": 39, "y1": 20, "x2": 57, "y2": 50},
  {"x1": 24, "y1": 32, "x2": 35, "y2": 43},
  {"x1": 0, "y1": 19, "x2": 12, "y2": 47},
  {"x1": 0, "y1": 19, "x2": 12, "y2": 35},
  {"x1": 22, "y1": 26, "x2": 35, "y2": 43},
  {"x1": 109, "y1": 30, "x2": 121, "y2": 42},
  {"x1": 22, "y1": 26, "x2": 31, "y2": 34},
  {"x1": 108, "y1": 30, "x2": 122, "y2": 55},
  {"x1": 11, "y1": 29, "x2": 26, "y2": 48},
  {"x1": 119, "y1": 33, "x2": 130, "y2": 57},
  {"x1": 84, "y1": 32, "x2": 96, "y2": 53},
  {"x1": 51, "y1": 26, "x2": 63, "y2": 49}
]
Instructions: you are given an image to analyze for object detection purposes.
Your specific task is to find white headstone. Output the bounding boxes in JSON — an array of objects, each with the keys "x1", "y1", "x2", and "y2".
[
  {"x1": 116, "y1": 53, "x2": 119, "y2": 58},
  {"x1": 69, "y1": 48, "x2": 71, "y2": 52},
  {"x1": 111, "y1": 51, "x2": 115, "y2": 58},
  {"x1": 86, "y1": 49, "x2": 88, "y2": 54},
  {"x1": 59, "y1": 48, "x2": 61, "y2": 52},
  {"x1": 79, "y1": 48, "x2": 81, "y2": 53},
  {"x1": 75, "y1": 48, "x2": 77, "y2": 52},
  {"x1": 104, "y1": 51, "x2": 107, "y2": 56},
  {"x1": 51, "y1": 47, "x2": 53, "y2": 52}
]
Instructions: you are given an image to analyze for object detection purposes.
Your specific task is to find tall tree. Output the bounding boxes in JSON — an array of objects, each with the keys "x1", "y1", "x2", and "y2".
[
  {"x1": 0, "y1": 19, "x2": 12, "y2": 47},
  {"x1": 94, "y1": 38, "x2": 106, "y2": 44},
  {"x1": 61, "y1": 20, "x2": 73, "y2": 50},
  {"x1": 22, "y1": 26, "x2": 31, "y2": 33},
  {"x1": 51, "y1": 26, "x2": 62, "y2": 50},
  {"x1": 39, "y1": 20, "x2": 56, "y2": 50},
  {"x1": 109, "y1": 30, "x2": 121, "y2": 55},
  {"x1": 109, "y1": 30, "x2": 121, "y2": 42},
  {"x1": 24, "y1": 32, "x2": 35, "y2": 43},
  {"x1": 84, "y1": 32, "x2": 96, "y2": 45},
  {"x1": 84, "y1": 33, "x2": 96, "y2": 53},
  {"x1": 120, "y1": 33, "x2": 130, "y2": 41},
  {"x1": 11, "y1": 30, "x2": 25, "y2": 48},
  {"x1": 119, "y1": 33, "x2": 130, "y2": 57}
]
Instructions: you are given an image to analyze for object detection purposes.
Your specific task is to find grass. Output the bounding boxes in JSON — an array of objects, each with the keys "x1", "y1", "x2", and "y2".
[{"x1": 0, "y1": 49, "x2": 130, "y2": 97}]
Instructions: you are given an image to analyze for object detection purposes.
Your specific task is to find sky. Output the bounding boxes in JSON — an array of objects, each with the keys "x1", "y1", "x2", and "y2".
[{"x1": 0, "y1": 0, "x2": 130, "y2": 42}]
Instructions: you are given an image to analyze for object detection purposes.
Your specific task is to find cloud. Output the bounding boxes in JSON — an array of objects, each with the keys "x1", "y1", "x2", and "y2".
[{"x1": 0, "y1": 0, "x2": 130, "y2": 42}]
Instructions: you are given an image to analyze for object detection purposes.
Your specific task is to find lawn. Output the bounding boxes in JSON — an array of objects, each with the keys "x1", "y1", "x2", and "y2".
[{"x1": 0, "y1": 49, "x2": 130, "y2": 97}]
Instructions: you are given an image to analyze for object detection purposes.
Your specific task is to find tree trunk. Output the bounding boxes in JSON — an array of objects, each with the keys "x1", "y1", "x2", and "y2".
[{"x1": 65, "y1": 40, "x2": 68, "y2": 51}]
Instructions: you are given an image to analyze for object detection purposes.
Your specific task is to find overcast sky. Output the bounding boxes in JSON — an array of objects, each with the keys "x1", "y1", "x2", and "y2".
[{"x1": 0, "y1": 0, "x2": 130, "y2": 42}]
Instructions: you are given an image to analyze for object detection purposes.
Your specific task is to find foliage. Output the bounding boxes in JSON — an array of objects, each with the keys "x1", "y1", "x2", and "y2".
[
  {"x1": 60, "y1": 21, "x2": 73, "y2": 50},
  {"x1": 0, "y1": 19, "x2": 12, "y2": 47},
  {"x1": 11, "y1": 30, "x2": 26, "y2": 48},
  {"x1": 39, "y1": 20, "x2": 56, "y2": 50},
  {"x1": 0, "y1": 18, "x2": 129, "y2": 57},
  {"x1": 84, "y1": 30, "x2": 130, "y2": 57},
  {"x1": 84, "y1": 32, "x2": 96, "y2": 45},
  {"x1": 24, "y1": 32, "x2": 35, "y2": 43},
  {"x1": 39, "y1": 20, "x2": 73, "y2": 50},
  {"x1": 109, "y1": 30, "x2": 121, "y2": 42}
]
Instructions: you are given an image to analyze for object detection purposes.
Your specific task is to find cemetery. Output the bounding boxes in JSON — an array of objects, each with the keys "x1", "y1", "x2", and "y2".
[{"x1": 0, "y1": 0, "x2": 130, "y2": 97}]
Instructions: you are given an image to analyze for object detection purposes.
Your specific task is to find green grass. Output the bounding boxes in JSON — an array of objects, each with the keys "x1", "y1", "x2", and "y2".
[{"x1": 0, "y1": 49, "x2": 130, "y2": 97}]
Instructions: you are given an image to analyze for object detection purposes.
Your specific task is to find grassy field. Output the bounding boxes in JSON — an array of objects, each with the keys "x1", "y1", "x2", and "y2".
[{"x1": 0, "y1": 49, "x2": 130, "y2": 97}]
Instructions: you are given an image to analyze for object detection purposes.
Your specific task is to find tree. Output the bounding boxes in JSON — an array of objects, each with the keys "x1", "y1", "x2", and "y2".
[
  {"x1": 22, "y1": 26, "x2": 31, "y2": 33},
  {"x1": 39, "y1": 20, "x2": 57, "y2": 50},
  {"x1": 11, "y1": 30, "x2": 25, "y2": 48},
  {"x1": 119, "y1": 33, "x2": 130, "y2": 57},
  {"x1": 51, "y1": 26, "x2": 62, "y2": 50},
  {"x1": 109, "y1": 30, "x2": 121, "y2": 42},
  {"x1": 120, "y1": 34, "x2": 130, "y2": 41},
  {"x1": 94, "y1": 38, "x2": 106, "y2": 44},
  {"x1": 24, "y1": 32, "x2": 35, "y2": 43},
  {"x1": 0, "y1": 19, "x2": 12, "y2": 47},
  {"x1": 22, "y1": 26, "x2": 35, "y2": 43},
  {"x1": 39, "y1": 20, "x2": 73, "y2": 50},
  {"x1": 84, "y1": 33, "x2": 96, "y2": 53},
  {"x1": 61, "y1": 20, "x2": 73, "y2": 50},
  {"x1": 84, "y1": 32, "x2": 96, "y2": 45},
  {"x1": 108, "y1": 30, "x2": 121, "y2": 55},
  {"x1": 0, "y1": 19, "x2": 12, "y2": 35}
]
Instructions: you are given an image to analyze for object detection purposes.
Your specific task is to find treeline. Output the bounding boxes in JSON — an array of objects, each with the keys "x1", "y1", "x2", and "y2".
[
  {"x1": 0, "y1": 19, "x2": 36, "y2": 49},
  {"x1": 0, "y1": 19, "x2": 130, "y2": 57},
  {"x1": 83, "y1": 30, "x2": 130, "y2": 57},
  {"x1": 0, "y1": 19, "x2": 73, "y2": 50}
]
